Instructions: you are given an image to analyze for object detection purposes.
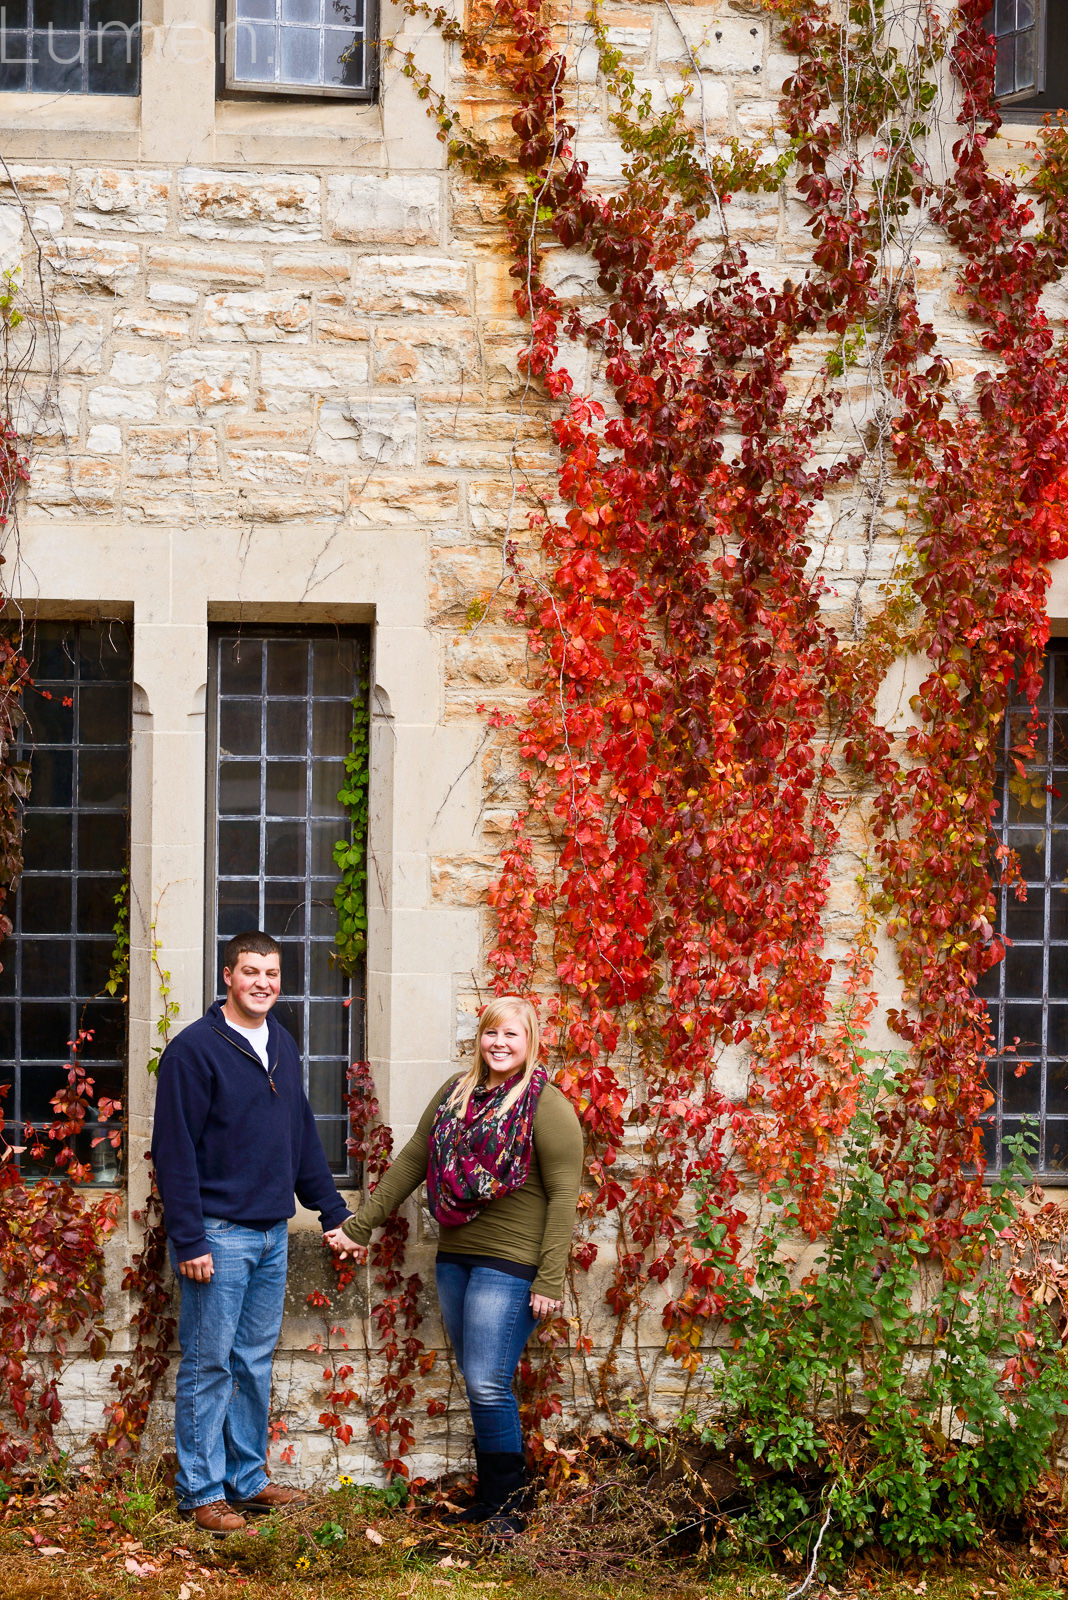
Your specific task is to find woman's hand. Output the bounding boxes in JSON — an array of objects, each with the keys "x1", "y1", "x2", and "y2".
[
  {"x1": 323, "y1": 1227, "x2": 367, "y2": 1262},
  {"x1": 530, "y1": 1292, "x2": 562, "y2": 1320}
]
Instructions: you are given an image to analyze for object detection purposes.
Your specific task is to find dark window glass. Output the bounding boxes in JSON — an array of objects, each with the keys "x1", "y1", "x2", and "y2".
[
  {"x1": 988, "y1": 0, "x2": 1068, "y2": 113},
  {"x1": 206, "y1": 628, "x2": 368, "y2": 1174},
  {"x1": 984, "y1": 642, "x2": 1068, "y2": 1173},
  {"x1": 0, "y1": 0, "x2": 140, "y2": 93},
  {"x1": 1, "y1": 620, "x2": 130, "y2": 1181}
]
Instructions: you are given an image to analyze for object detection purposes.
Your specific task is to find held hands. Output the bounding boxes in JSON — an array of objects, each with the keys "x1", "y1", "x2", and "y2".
[
  {"x1": 178, "y1": 1252, "x2": 214, "y2": 1282},
  {"x1": 323, "y1": 1225, "x2": 367, "y2": 1262},
  {"x1": 530, "y1": 1293, "x2": 562, "y2": 1320}
]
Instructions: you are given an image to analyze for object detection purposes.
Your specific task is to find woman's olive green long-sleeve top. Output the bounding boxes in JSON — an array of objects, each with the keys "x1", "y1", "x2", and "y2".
[{"x1": 341, "y1": 1078, "x2": 584, "y2": 1301}]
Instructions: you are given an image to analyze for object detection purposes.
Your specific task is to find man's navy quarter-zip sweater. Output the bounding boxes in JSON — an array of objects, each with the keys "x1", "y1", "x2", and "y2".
[{"x1": 151, "y1": 1000, "x2": 350, "y2": 1261}]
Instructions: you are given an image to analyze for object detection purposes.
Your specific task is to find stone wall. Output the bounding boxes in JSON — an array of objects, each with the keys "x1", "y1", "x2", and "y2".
[{"x1": 1, "y1": 0, "x2": 1057, "y2": 1484}]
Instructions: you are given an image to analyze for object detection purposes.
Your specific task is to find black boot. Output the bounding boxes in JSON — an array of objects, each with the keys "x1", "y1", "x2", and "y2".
[
  {"x1": 478, "y1": 1450, "x2": 527, "y2": 1542},
  {"x1": 441, "y1": 1447, "x2": 494, "y2": 1525}
]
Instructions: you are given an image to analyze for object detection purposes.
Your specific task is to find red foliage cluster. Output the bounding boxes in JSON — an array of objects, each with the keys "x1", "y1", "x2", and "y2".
[
  {"x1": 0, "y1": 1042, "x2": 121, "y2": 1469},
  {"x1": 445, "y1": 0, "x2": 1068, "y2": 1387}
]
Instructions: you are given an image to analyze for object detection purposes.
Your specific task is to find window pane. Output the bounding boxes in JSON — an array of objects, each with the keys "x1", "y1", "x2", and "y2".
[
  {"x1": 325, "y1": 28, "x2": 360, "y2": 86},
  {"x1": 235, "y1": 19, "x2": 276, "y2": 77},
  {"x1": 27, "y1": 810, "x2": 73, "y2": 867},
  {"x1": 220, "y1": 699, "x2": 262, "y2": 757}
]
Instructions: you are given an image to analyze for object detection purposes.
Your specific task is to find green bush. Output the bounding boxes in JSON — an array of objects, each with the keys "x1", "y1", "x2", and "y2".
[{"x1": 698, "y1": 1067, "x2": 1068, "y2": 1564}]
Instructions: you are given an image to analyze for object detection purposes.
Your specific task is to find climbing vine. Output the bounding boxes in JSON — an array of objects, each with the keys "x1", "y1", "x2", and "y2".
[
  {"x1": 387, "y1": 0, "x2": 1068, "y2": 1450},
  {"x1": 333, "y1": 669, "x2": 371, "y2": 978}
]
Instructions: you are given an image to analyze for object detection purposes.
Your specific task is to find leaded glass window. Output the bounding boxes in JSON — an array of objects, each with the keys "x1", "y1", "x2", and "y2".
[
  {"x1": 206, "y1": 628, "x2": 368, "y2": 1174},
  {"x1": 0, "y1": 620, "x2": 130, "y2": 1180},
  {"x1": 980, "y1": 644, "x2": 1068, "y2": 1174},
  {"x1": 222, "y1": 0, "x2": 374, "y2": 99},
  {"x1": 0, "y1": 0, "x2": 140, "y2": 95}
]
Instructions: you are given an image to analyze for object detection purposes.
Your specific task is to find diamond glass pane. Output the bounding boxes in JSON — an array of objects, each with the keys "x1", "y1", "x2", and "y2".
[{"x1": 207, "y1": 628, "x2": 367, "y2": 1175}]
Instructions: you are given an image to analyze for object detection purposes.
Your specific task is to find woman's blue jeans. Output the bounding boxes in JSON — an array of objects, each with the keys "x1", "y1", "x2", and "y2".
[
  {"x1": 435, "y1": 1261, "x2": 538, "y2": 1452},
  {"x1": 170, "y1": 1218, "x2": 287, "y2": 1510}
]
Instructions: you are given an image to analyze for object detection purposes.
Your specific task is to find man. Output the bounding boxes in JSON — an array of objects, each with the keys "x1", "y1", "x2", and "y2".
[{"x1": 152, "y1": 929, "x2": 353, "y2": 1534}]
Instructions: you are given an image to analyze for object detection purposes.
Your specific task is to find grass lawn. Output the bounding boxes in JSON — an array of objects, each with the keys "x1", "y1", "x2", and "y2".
[{"x1": 0, "y1": 1466, "x2": 1064, "y2": 1600}]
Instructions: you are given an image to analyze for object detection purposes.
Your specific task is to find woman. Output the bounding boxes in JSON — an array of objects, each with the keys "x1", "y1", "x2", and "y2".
[{"x1": 338, "y1": 995, "x2": 584, "y2": 1535}]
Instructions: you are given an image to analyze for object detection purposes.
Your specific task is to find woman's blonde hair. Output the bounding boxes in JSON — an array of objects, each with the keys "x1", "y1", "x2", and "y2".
[{"x1": 448, "y1": 995, "x2": 541, "y2": 1118}]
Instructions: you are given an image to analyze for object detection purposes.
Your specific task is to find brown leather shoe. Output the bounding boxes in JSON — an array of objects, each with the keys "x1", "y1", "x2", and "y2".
[
  {"x1": 181, "y1": 1500, "x2": 247, "y2": 1534},
  {"x1": 231, "y1": 1482, "x2": 309, "y2": 1514}
]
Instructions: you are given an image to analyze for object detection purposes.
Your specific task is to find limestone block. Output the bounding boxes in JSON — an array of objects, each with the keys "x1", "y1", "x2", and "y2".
[
  {"x1": 73, "y1": 168, "x2": 171, "y2": 234},
  {"x1": 12, "y1": 379, "x2": 79, "y2": 444},
  {"x1": 224, "y1": 418, "x2": 311, "y2": 484},
  {"x1": 350, "y1": 255, "x2": 470, "y2": 316},
  {"x1": 110, "y1": 350, "x2": 163, "y2": 384},
  {"x1": 422, "y1": 410, "x2": 554, "y2": 472},
  {"x1": 14, "y1": 307, "x2": 104, "y2": 376},
  {"x1": 114, "y1": 307, "x2": 192, "y2": 342},
  {"x1": 202, "y1": 288, "x2": 312, "y2": 342},
  {"x1": 428, "y1": 544, "x2": 510, "y2": 623},
  {"x1": 312, "y1": 397, "x2": 418, "y2": 468},
  {"x1": 373, "y1": 324, "x2": 481, "y2": 388},
  {"x1": 327, "y1": 173, "x2": 440, "y2": 246},
  {"x1": 318, "y1": 317, "x2": 372, "y2": 349},
  {"x1": 28, "y1": 455, "x2": 121, "y2": 514},
  {"x1": 127, "y1": 425, "x2": 218, "y2": 478},
  {"x1": 347, "y1": 472, "x2": 461, "y2": 526},
  {"x1": 30, "y1": 204, "x2": 64, "y2": 236},
  {"x1": 257, "y1": 348, "x2": 369, "y2": 410},
  {"x1": 0, "y1": 164, "x2": 70, "y2": 199},
  {"x1": 272, "y1": 249, "x2": 352, "y2": 285},
  {"x1": 165, "y1": 350, "x2": 251, "y2": 414},
  {"x1": 43, "y1": 238, "x2": 141, "y2": 295},
  {"x1": 148, "y1": 242, "x2": 265, "y2": 284},
  {"x1": 235, "y1": 486, "x2": 345, "y2": 523},
  {"x1": 0, "y1": 205, "x2": 24, "y2": 274},
  {"x1": 86, "y1": 424, "x2": 122, "y2": 454},
  {"x1": 431, "y1": 854, "x2": 499, "y2": 907},
  {"x1": 449, "y1": 178, "x2": 504, "y2": 242},
  {"x1": 88, "y1": 385, "x2": 158, "y2": 422},
  {"x1": 662, "y1": 10, "x2": 763, "y2": 73},
  {"x1": 602, "y1": 8, "x2": 653, "y2": 55},
  {"x1": 178, "y1": 167, "x2": 321, "y2": 241},
  {"x1": 148, "y1": 280, "x2": 198, "y2": 307},
  {"x1": 442, "y1": 631, "x2": 528, "y2": 688}
]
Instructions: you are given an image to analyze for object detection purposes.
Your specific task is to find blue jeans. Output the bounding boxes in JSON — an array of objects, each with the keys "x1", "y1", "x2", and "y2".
[
  {"x1": 170, "y1": 1218, "x2": 288, "y2": 1509},
  {"x1": 435, "y1": 1261, "x2": 538, "y2": 1452}
]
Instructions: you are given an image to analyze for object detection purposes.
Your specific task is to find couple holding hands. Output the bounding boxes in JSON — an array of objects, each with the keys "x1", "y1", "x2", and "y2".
[{"x1": 151, "y1": 930, "x2": 583, "y2": 1539}]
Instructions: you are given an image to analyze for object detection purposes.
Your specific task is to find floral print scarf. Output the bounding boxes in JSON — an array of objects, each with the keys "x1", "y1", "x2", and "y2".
[{"x1": 426, "y1": 1066, "x2": 548, "y2": 1228}]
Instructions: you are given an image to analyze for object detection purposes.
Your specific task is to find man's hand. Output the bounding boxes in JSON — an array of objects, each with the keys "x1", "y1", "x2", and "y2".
[
  {"x1": 178, "y1": 1252, "x2": 214, "y2": 1282},
  {"x1": 530, "y1": 1293, "x2": 562, "y2": 1320},
  {"x1": 323, "y1": 1226, "x2": 366, "y2": 1261}
]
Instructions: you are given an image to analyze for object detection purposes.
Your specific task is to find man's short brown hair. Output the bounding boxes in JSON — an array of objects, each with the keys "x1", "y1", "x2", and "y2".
[{"x1": 223, "y1": 929, "x2": 281, "y2": 972}]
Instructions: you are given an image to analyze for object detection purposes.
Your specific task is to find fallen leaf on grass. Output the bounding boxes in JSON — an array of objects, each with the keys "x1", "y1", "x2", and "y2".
[
  {"x1": 34, "y1": 1546, "x2": 65, "y2": 1557},
  {"x1": 124, "y1": 1556, "x2": 158, "y2": 1577},
  {"x1": 438, "y1": 1554, "x2": 470, "y2": 1570}
]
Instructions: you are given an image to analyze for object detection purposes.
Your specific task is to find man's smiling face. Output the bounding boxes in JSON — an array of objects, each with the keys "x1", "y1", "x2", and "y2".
[{"x1": 223, "y1": 950, "x2": 281, "y2": 1027}]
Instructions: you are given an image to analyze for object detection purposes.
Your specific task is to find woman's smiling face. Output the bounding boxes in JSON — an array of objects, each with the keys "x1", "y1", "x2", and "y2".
[{"x1": 479, "y1": 1010, "x2": 529, "y2": 1086}]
